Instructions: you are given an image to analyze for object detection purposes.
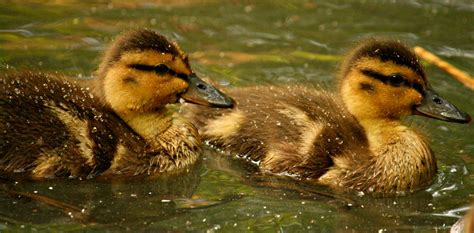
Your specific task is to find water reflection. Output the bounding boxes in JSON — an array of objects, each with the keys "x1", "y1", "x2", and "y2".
[{"x1": 0, "y1": 161, "x2": 202, "y2": 228}]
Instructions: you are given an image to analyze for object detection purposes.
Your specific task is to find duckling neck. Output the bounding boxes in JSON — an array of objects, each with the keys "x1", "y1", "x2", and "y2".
[
  {"x1": 351, "y1": 118, "x2": 437, "y2": 194},
  {"x1": 119, "y1": 109, "x2": 174, "y2": 146},
  {"x1": 119, "y1": 108, "x2": 201, "y2": 150},
  {"x1": 359, "y1": 119, "x2": 404, "y2": 152}
]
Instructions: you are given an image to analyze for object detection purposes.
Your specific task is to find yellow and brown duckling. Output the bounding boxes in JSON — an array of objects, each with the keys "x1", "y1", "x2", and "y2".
[
  {"x1": 0, "y1": 29, "x2": 233, "y2": 179},
  {"x1": 182, "y1": 38, "x2": 471, "y2": 195}
]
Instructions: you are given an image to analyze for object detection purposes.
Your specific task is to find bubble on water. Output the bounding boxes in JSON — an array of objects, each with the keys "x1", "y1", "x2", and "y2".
[{"x1": 438, "y1": 126, "x2": 449, "y2": 132}]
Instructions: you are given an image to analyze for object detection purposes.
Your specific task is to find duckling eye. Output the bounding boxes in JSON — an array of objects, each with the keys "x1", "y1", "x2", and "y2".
[{"x1": 389, "y1": 74, "x2": 406, "y2": 87}]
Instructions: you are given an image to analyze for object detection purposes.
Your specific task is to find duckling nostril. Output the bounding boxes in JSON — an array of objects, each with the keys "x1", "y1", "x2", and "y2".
[
  {"x1": 433, "y1": 97, "x2": 443, "y2": 105},
  {"x1": 197, "y1": 83, "x2": 207, "y2": 90}
]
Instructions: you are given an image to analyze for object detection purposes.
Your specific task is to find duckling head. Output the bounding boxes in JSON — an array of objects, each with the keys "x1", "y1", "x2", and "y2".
[
  {"x1": 339, "y1": 38, "x2": 470, "y2": 123},
  {"x1": 95, "y1": 29, "x2": 233, "y2": 116}
]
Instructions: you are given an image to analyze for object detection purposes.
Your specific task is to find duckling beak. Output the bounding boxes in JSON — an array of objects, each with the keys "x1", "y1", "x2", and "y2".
[
  {"x1": 180, "y1": 74, "x2": 234, "y2": 108},
  {"x1": 415, "y1": 88, "x2": 471, "y2": 124}
]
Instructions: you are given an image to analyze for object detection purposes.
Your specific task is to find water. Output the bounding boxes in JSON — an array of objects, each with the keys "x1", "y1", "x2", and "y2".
[{"x1": 1, "y1": 0, "x2": 473, "y2": 231}]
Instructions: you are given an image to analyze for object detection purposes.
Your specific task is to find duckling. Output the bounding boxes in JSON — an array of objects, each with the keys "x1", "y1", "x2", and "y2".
[
  {"x1": 451, "y1": 204, "x2": 474, "y2": 233},
  {"x1": 0, "y1": 29, "x2": 233, "y2": 179},
  {"x1": 182, "y1": 38, "x2": 471, "y2": 195}
]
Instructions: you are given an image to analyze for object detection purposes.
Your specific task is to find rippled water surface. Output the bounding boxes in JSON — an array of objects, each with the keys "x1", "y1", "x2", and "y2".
[{"x1": 1, "y1": 0, "x2": 473, "y2": 232}]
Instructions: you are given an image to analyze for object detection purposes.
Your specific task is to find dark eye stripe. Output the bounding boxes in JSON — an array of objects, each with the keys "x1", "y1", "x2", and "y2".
[
  {"x1": 128, "y1": 64, "x2": 186, "y2": 78},
  {"x1": 128, "y1": 64, "x2": 191, "y2": 81},
  {"x1": 128, "y1": 64, "x2": 156, "y2": 71},
  {"x1": 361, "y1": 69, "x2": 424, "y2": 94}
]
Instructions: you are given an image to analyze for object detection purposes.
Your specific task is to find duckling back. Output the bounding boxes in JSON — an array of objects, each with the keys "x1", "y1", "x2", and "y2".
[
  {"x1": 183, "y1": 85, "x2": 371, "y2": 179},
  {"x1": 0, "y1": 71, "x2": 138, "y2": 178}
]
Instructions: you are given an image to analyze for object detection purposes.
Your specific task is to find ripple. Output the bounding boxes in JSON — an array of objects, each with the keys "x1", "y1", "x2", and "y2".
[
  {"x1": 0, "y1": 29, "x2": 34, "y2": 37},
  {"x1": 438, "y1": 46, "x2": 474, "y2": 59}
]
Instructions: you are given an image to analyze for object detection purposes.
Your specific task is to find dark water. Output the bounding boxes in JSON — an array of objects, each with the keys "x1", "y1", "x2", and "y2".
[{"x1": 0, "y1": 0, "x2": 473, "y2": 231}]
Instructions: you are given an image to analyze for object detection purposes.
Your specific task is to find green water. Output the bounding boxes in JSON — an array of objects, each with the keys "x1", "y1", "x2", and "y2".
[{"x1": 1, "y1": 0, "x2": 473, "y2": 232}]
